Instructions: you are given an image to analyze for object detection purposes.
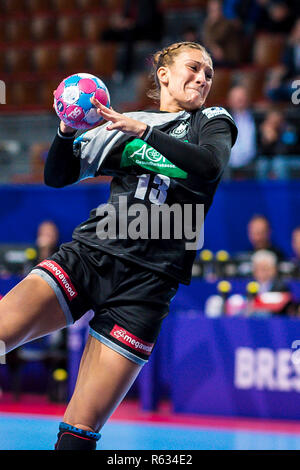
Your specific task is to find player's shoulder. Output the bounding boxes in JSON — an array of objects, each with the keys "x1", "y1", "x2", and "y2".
[
  {"x1": 193, "y1": 106, "x2": 237, "y2": 145},
  {"x1": 196, "y1": 106, "x2": 235, "y2": 123}
]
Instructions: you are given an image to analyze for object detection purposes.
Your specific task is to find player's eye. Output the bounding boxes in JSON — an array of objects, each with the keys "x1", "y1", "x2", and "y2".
[{"x1": 205, "y1": 71, "x2": 213, "y2": 80}]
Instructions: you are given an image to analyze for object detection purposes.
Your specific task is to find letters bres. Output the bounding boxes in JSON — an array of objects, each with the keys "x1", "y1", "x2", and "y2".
[
  {"x1": 234, "y1": 346, "x2": 300, "y2": 392},
  {"x1": 37, "y1": 260, "x2": 78, "y2": 301}
]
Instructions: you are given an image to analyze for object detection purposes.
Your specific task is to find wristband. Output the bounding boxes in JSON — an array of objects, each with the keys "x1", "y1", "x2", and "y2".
[
  {"x1": 57, "y1": 127, "x2": 77, "y2": 139},
  {"x1": 140, "y1": 125, "x2": 152, "y2": 142}
]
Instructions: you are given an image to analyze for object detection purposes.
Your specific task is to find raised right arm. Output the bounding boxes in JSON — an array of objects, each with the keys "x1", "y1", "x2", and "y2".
[{"x1": 44, "y1": 125, "x2": 80, "y2": 188}]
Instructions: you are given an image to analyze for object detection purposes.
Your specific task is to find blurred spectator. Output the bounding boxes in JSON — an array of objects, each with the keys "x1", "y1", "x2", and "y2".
[
  {"x1": 202, "y1": 0, "x2": 242, "y2": 66},
  {"x1": 181, "y1": 25, "x2": 199, "y2": 43},
  {"x1": 224, "y1": 85, "x2": 257, "y2": 178},
  {"x1": 251, "y1": 249, "x2": 289, "y2": 293},
  {"x1": 291, "y1": 226, "x2": 300, "y2": 259},
  {"x1": 246, "y1": 249, "x2": 293, "y2": 315},
  {"x1": 291, "y1": 226, "x2": 300, "y2": 276},
  {"x1": 100, "y1": 0, "x2": 164, "y2": 81},
  {"x1": 223, "y1": 0, "x2": 259, "y2": 33},
  {"x1": 256, "y1": 0, "x2": 295, "y2": 34},
  {"x1": 256, "y1": 109, "x2": 300, "y2": 179},
  {"x1": 267, "y1": 18, "x2": 300, "y2": 103},
  {"x1": 21, "y1": 220, "x2": 59, "y2": 277},
  {"x1": 12, "y1": 142, "x2": 50, "y2": 184},
  {"x1": 247, "y1": 214, "x2": 285, "y2": 260},
  {"x1": 35, "y1": 220, "x2": 59, "y2": 263},
  {"x1": 6, "y1": 220, "x2": 66, "y2": 402},
  {"x1": 205, "y1": 249, "x2": 291, "y2": 317}
]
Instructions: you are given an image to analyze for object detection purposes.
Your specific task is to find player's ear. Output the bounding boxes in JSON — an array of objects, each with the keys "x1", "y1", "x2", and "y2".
[{"x1": 157, "y1": 66, "x2": 169, "y2": 86}]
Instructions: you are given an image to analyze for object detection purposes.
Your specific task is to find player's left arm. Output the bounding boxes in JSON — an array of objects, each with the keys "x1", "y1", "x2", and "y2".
[
  {"x1": 144, "y1": 118, "x2": 233, "y2": 181},
  {"x1": 93, "y1": 99, "x2": 235, "y2": 182}
]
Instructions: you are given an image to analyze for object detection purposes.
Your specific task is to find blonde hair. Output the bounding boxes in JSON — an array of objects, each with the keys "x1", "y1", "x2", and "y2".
[{"x1": 147, "y1": 41, "x2": 213, "y2": 102}]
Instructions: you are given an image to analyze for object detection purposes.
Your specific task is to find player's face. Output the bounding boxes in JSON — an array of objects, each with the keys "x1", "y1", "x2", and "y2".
[{"x1": 159, "y1": 49, "x2": 213, "y2": 112}]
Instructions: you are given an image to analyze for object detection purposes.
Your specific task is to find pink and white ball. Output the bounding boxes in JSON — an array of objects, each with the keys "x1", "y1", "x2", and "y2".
[{"x1": 54, "y1": 73, "x2": 110, "y2": 130}]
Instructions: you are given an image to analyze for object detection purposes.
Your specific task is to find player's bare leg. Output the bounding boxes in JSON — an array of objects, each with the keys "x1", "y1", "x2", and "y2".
[
  {"x1": 0, "y1": 273, "x2": 67, "y2": 353},
  {"x1": 61, "y1": 335, "x2": 142, "y2": 439}
]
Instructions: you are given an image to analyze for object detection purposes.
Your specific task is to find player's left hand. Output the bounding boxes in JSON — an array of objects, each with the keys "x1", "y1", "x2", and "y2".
[{"x1": 90, "y1": 97, "x2": 147, "y2": 138}]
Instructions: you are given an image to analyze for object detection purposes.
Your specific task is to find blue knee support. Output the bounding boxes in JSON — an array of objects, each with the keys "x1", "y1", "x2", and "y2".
[{"x1": 55, "y1": 422, "x2": 101, "y2": 450}]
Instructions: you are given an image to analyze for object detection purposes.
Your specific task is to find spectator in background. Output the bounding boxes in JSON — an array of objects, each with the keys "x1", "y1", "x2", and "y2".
[
  {"x1": 256, "y1": 109, "x2": 299, "y2": 179},
  {"x1": 267, "y1": 18, "x2": 300, "y2": 103},
  {"x1": 181, "y1": 25, "x2": 199, "y2": 43},
  {"x1": 224, "y1": 85, "x2": 257, "y2": 178},
  {"x1": 10, "y1": 220, "x2": 66, "y2": 401},
  {"x1": 251, "y1": 250, "x2": 288, "y2": 292},
  {"x1": 206, "y1": 249, "x2": 289, "y2": 318},
  {"x1": 247, "y1": 214, "x2": 285, "y2": 260},
  {"x1": 255, "y1": 0, "x2": 295, "y2": 34},
  {"x1": 291, "y1": 226, "x2": 300, "y2": 275},
  {"x1": 12, "y1": 142, "x2": 50, "y2": 184},
  {"x1": 36, "y1": 220, "x2": 59, "y2": 263},
  {"x1": 22, "y1": 220, "x2": 60, "y2": 277},
  {"x1": 247, "y1": 249, "x2": 292, "y2": 316},
  {"x1": 223, "y1": 0, "x2": 259, "y2": 34},
  {"x1": 202, "y1": 0, "x2": 242, "y2": 66},
  {"x1": 100, "y1": 0, "x2": 164, "y2": 81}
]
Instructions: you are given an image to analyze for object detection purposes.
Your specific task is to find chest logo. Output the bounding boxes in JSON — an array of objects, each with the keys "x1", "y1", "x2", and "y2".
[
  {"x1": 169, "y1": 121, "x2": 189, "y2": 139},
  {"x1": 121, "y1": 139, "x2": 187, "y2": 179}
]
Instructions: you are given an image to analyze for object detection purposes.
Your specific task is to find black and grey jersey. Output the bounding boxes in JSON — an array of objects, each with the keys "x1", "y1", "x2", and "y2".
[{"x1": 46, "y1": 106, "x2": 237, "y2": 285}]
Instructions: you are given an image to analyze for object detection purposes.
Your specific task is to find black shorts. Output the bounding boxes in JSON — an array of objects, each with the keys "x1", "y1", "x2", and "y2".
[{"x1": 31, "y1": 240, "x2": 178, "y2": 365}]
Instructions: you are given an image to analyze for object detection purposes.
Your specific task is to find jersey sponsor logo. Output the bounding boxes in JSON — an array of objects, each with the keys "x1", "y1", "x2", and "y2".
[
  {"x1": 202, "y1": 106, "x2": 233, "y2": 120},
  {"x1": 110, "y1": 324, "x2": 154, "y2": 356},
  {"x1": 121, "y1": 139, "x2": 187, "y2": 179},
  {"x1": 169, "y1": 120, "x2": 189, "y2": 139},
  {"x1": 37, "y1": 260, "x2": 78, "y2": 300}
]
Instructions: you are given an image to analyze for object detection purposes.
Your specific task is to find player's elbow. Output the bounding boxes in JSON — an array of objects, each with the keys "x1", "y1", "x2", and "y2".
[
  {"x1": 197, "y1": 156, "x2": 224, "y2": 182},
  {"x1": 207, "y1": 162, "x2": 224, "y2": 181},
  {"x1": 200, "y1": 144, "x2": 229, "y2": 181}
]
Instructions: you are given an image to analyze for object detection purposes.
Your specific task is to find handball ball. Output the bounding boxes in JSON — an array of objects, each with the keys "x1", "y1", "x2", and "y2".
[{"x1": 54, "y1": 73, "x2": 110, "y2": 130}]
